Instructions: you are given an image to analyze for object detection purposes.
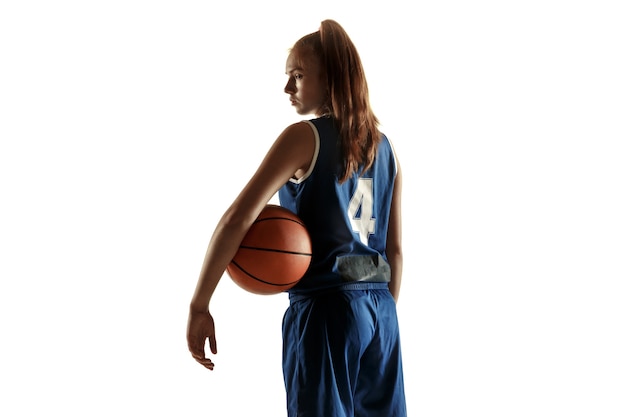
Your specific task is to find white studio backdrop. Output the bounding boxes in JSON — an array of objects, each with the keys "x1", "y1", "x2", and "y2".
[{"x1": 1, "y1": 1, "x2": 624, "y2": 416}]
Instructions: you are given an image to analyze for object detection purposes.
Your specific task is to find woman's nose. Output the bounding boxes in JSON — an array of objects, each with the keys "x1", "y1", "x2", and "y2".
[{"x1": 284, "y1": 78, "x2": 295, "y2": 94}]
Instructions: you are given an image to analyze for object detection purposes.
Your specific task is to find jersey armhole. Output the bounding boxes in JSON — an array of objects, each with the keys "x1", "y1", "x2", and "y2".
[{"x1": 288, "y1": 120, "x2": 320, "y2": 184}]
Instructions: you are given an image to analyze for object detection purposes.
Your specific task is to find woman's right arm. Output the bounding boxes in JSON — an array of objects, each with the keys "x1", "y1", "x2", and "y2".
[{"x1": 186, "y1": 121, "x2": 316, "y2": 369}]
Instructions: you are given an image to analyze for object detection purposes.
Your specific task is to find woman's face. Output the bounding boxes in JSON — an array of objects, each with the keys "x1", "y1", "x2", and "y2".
[{"x1": 284, "y1": 48, "x2": 327, "y2": 116}]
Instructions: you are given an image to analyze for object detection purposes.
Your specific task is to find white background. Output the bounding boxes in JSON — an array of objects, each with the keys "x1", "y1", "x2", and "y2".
[{"x1": 1, "y1": 1, "x2": 625, "y2": 416}]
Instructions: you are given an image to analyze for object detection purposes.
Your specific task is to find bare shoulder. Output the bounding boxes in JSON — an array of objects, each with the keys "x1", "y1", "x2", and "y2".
[
  {"x1": 274, "y1": 121, "x2": 316, "y2": 158},
  {"x1": 273, "y1": 121, "x2": 317, "y2": 180},
  {"x1": 280, "y1": 120, "x2": 315, "y2": 139}
]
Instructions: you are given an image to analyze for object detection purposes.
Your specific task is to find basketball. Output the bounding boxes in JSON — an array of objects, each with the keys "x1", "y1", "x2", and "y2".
[{"x1": 226, "y1": 205, "x2": 312, "y2": 295}]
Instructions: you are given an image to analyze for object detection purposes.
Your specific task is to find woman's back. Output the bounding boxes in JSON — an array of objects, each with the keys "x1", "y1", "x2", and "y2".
[{"x1": 279, "y1": 116, "x2": 398, "y2": 295}]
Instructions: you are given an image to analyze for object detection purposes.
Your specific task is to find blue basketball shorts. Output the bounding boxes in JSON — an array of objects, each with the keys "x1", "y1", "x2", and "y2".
[{"x1": 282, "y1": 284, "x2": 407, "y2": 417}]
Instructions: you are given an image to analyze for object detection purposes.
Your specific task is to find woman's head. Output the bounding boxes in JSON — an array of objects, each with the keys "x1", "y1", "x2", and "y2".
[
  {"x1": 285, "y1": 20, "x2": 381, "y2": 182},
  {"x1": 284, "y1": 37, "x2": 327, "y2": 117}
]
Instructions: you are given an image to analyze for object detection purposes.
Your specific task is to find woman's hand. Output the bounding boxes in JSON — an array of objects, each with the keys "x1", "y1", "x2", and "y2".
[{"x1": 187, "y1": 309, "x2": 218, "y2": 370}]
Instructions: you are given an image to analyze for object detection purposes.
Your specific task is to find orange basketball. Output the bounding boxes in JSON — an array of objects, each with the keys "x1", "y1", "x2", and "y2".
[{"x1": 226, "y1": 205, "x2": 312, "y2": 295}]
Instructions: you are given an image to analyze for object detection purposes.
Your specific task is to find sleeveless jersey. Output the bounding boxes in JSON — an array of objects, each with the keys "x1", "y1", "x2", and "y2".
[{"x1": 279, "y1": 116, "x2": 398, "y2": 296}]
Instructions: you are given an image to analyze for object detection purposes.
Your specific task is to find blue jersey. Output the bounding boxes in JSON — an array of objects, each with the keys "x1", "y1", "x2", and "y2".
[{"x1": 279, "y1": 116, "x2": 397, "y2": 296}]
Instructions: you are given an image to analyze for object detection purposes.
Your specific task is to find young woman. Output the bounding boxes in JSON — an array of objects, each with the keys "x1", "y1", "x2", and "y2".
[{"x1": 187, "y1": 19, "x2": 406, "y2": 417}]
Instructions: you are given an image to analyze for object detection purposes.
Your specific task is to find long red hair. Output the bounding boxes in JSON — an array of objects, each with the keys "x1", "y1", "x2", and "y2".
[{"x1": 293, "y1": 20, "x2": 381, "y2": 183}]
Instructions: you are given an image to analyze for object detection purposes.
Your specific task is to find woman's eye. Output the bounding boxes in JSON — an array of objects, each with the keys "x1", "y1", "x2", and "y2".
[{"x1": 295, "y1": 74, "x2": 303, "y2": 80}]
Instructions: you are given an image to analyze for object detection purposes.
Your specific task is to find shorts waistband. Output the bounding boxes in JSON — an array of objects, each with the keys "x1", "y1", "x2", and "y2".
[{"x1": 288, "y1": 282, "x2": 389, "y2": 303}]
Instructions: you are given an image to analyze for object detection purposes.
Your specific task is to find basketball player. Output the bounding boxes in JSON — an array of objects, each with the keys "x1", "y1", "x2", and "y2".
[{"x1": 187, "y1": 19, "x2": 407, "y2": 417}]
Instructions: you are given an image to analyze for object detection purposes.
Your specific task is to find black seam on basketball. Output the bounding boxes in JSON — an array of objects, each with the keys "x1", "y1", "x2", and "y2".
[
  {"x1": 230, "y1": 260, "x2": 301, "y2": 287},
  {"x1": 253, "y1": 216, "x2": 305, "y2": 227},
  {"x1": 239, "y1": 245, "x2": 312, "y2": 257}
]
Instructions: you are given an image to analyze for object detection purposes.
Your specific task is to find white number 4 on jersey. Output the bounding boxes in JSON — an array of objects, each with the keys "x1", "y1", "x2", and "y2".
[{"x1": 347, "y1": 178, "x2": 376, "y2": 245}]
